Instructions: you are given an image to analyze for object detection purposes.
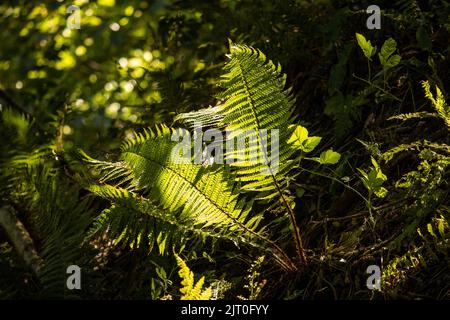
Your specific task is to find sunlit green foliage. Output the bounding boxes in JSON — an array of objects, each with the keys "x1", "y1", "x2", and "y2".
[{"x1": 1, "y1": 0, "x2": 449, "y2": 300}]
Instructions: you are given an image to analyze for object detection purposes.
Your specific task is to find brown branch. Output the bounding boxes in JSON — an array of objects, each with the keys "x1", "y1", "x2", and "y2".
[{"x1": 0, "y1": 205, "x2": 43, "y2": 275}]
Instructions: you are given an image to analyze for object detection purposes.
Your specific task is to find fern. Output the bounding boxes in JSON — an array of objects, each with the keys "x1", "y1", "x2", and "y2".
[
  {"x1": 86, "y1": 183, "x2": 254, "y2": 254},
  {"x1": 389, "y1": 81, "x2": 450, "y2": 130},
  {"x1": 175, "y1": 254, "x2": 212, "y2": 300},
  {"x1": 76, "y1": 43, "x2": 340, "y2": 268},
  {"x1": 216, "y1": 44, "x2": 297, "y2": 196},
  {"x1": 77, "y1": 125, "x2": 296, "y2": 271},
  {"x1": 178, "y1": 43, "x2": 298, "y2": 197},
  {"x1": 23, "y1": 166, "x2": 93, "y2": 298},
  {"x1": 388, "y1": 112, "x2": 437, "y2": 121},
  {"x1": 381, "y1": 80, "x2": 450, "y2": 253},
  {"x1": 81, "y1": 125, "x2": 259, "y2": 229},
  {"x1": 175, "y1": 43, "x2": 320, "y2": 264},
  {"x1": 1, "y1": 159, "x2": 94, "y2": 298},
  {"x1": 0, "y1": 106, "x2": 98, "y2": 298},
  {"x1": 120, "y1": 126, "x2": 258, "y2": 229},
  {"x1": 422, "y1": 81, "x2": 450, "y2": 129}
]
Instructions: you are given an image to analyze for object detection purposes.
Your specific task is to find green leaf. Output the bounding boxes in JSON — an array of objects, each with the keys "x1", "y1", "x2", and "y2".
[
  {"x1": 303, "y1": 136, "x2": 322, "y2": 153},
  {"x1": 319, "y1": 149, "x2": 341, "y2": 165},
  {"x1": 288, "y1": 125, "x2": 322, "y2": 153},
  {"x1": 427, "y1": 223, "x2": 437, "y2": 238},
  {"x1": 288, "y1": 125, "x2": 308, "y2": 145},
  {"x1": 385, "y1": 54, "x2": 401, "y2": 69},
  {"x1": 355, "y1": 33, "x2": 376, "y2": 60},
  {"x1": 437, "y1": 218, "x2": 446, "y2": 237},
  {"x1": 378, "y1": 38, "x2": 401, "y2": 70},
  {"x1": 358, "y1": 157, "x2": 387, "y2": 198},
  {"x1": 374, "y1": 186, "x2": 387, "y2": 198},
  {"x1": 379, "y1": 38, "x2": 396, "y2": 64}
]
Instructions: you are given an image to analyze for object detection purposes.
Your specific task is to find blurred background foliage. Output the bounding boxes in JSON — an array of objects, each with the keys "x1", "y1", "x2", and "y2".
[
  {"x1": 1, "y1": 0, "x2": 450, "y2": 299},
  {"x1": 1, "y1": 0, "x2": 448, "y2": 154}
]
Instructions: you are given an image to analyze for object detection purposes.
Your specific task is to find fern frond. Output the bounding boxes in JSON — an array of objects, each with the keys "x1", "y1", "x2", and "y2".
[
  {"x1": 0, "y1": 106, "x2": 34, "y2": 145},
  {"x1": 86, "y1": 182, "x2": 213, "y2": 252},
  {"x1": 20, "y1": 165, "x2": 93, "y2": 298},
  {"x1": 215, "y1": 43, "x2": 297, "y2": 196},
  {"x1": 174, "y1": 105, "x2": 224, "y2": 129},
  {"x1": 173, "y1": 43, "x2": 309, "y2": 265},
  {"x1": 86, "y1": 181, "x2": 283, "y2": 259},
  {"x1": 175, "y1": 44, "x2": 298, "y2": 197},
  {"x1": 74, "y1": 150, "x2": 135, "y2": 189},
  {"x1": 175, "y1": 254, "x2": 212, "y2": 300},
  {"x1": 215, "y1": 43, "x2": 307, "y2": 264},
  {"x1": 388, "y1": 112, "x2": 437, "y2": 121},
  {"x1": 118, "y1": 125, "x2": 259, "y2": 229},
  {"x1": 422, "y1": 81, "x2": 450, "y2": 129},
  {"x1": 381, "y1": 140, "x2": 450, "y2": 162},
  {"x1": 79, "y1": 125, "x2": 297, "y2": 270}
]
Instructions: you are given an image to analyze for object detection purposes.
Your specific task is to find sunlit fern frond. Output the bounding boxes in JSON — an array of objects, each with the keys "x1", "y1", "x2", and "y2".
[
  {"x1": 175, "y1": 254, "x2": 212, "y2": 300},
  {"x1": 388, "y1": 112, "x2": 437, "y2": 121},
  {"x1": 422, "y1": 81, "x2": 450, "y2": 129},
  {"x1": 76, "y1": 125, "x2": 291, "y2": 259},
  {"x1": 216, "y1": 43, "x2": 297, "y2": 198},
  {"x1": 174, "y1": 105, "x2": 224, "y2": 129},
  {"x1": 119, "y1": 125, "x2": 260, "y2": 229},
  {"x1": 85, "y1": 182, "x2": 264, "y2": 254},
  {"x1": 172, "y1": 43, "x2": 308, "y2": 264},
  {"x1": 175, "y1": 43, "x2": 298, "y2": 200},
  {"x1": 388, "y1": 81, "x2": 450, "y2": 131}
]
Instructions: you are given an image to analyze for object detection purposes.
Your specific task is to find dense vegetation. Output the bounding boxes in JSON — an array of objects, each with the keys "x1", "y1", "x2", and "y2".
[{"x1": 0, "y1": 0, "x2": 449, "y2": 299}]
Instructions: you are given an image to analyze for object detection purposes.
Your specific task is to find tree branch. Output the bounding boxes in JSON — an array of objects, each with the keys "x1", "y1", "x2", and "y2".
[{"x1": 0, "y1": 205, "x2": 43, "y2": 275}]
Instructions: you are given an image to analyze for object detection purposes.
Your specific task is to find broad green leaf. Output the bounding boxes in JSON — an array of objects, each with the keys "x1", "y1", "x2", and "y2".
[
  {"x1": 379, "y1": 38, "x2": 401, "y2": 70},
  {"x1": 379, "y1": 38, "x2": 397, "y2": 64},
  {"x1": 302, "y1": 136, "x2": 322, "y2": 153},
  {"x1": 378, "y1": 38, "x2": 402, "y2": 70},
  {"x1": 359, "y1": 157, "x2": 387, "y2": 198},
  {"x1": 355, "y1": 33, "x2": 376, "y2": 60},
  {"x1": 319, "y1": 149, "x2": 341, "y2": 165},
  {"x1": 288, "y1": 125, "x2": 308, "y2": 145},
  {"x1": 385, "y1": 54, "x2": 401, "y2": 69},
  {"x1": 386, "y1": 54, "x2": 402, "y2": 69},
  {"x1": 288, "y1": 125, "x2": 322, "y2": 153}
]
